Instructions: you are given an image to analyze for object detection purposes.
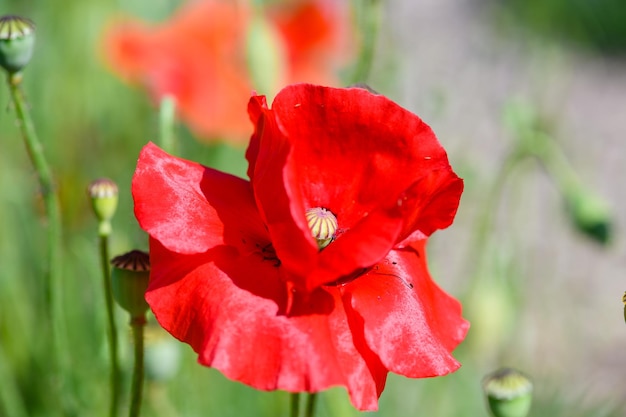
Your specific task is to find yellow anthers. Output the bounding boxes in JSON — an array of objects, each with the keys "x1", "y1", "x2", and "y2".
[{"x1": 305, "y1": 207, "x2": 338, "y2": 250}]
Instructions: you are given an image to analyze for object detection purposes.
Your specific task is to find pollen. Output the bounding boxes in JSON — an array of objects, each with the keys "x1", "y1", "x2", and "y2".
[{"x1": 305, "y1": 207, "x2": 338, "y2": 250}]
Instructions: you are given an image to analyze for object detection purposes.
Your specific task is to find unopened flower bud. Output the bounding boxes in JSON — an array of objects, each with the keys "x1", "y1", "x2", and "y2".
[
  {"x1": 0, "y1": 15, "x2": 35, "y2": 75},
  {"x1": 564, "y1": 187, "x2": 612, "y2": 245},
  {"x1": 111, "y1": 250, "x2": 150, "y2": 318},
  {"x1": 305, "y1": 207, "x2": 338, "y2": 249},
  {"x1": 483, "y1": 368, "x2": 533, "y2": 417},
  {"x1": 88, "y1": 178, "x2": 119, "y2": 236}
]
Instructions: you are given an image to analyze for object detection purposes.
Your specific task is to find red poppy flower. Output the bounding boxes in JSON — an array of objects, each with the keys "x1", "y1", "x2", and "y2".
[
  {"x1": 266, "y1": 0, "x2": 349, "y2": 86},
  {"x1": 102, "y1": 1, "x2": 252, "y2": 140},
  {"x1": 132, "y1": 84, "x2": 468, "y2": 411},
  {"x1": 103, "y1": 0, "x2": 349, "y2": 142}
]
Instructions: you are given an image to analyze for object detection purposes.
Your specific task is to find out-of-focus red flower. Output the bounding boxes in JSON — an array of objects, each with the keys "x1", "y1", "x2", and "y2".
[
  {"x1": 132, "y1": 84, "x2": 468, "y2": 411},
  {"x1": 266, "y1": 0, "x2": 347, "y2": 86},
  {"x1": 103, "y1": 0, "x2": 348, "y2": 142}
]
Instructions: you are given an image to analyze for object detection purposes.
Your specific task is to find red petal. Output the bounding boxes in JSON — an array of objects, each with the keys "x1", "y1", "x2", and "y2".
[
  {"x1": 267, "y1": 0, "x2": 348, "y2": 86},
  {"x1": 132, "y1": 143, "x2": 266, "y2": 254},
  {"x1": 397, "y1": 168, "x2": 464, "y2": 242},
  {"x1": 343, "y1": 242, "x2": 468, "y2": 377},
  {"x1": 146, "y1": 238, "x2": 388, "y2": 411},
  {"x1": 245, "y1": 94, "x2": 267, "y2": 179},
  {"x1": 307, "y1": 207, "x2": 403, "y2": 289},
  {"x1": 247, "y1": 84, "x2": 462, "y2": 289},
  {"x1": 101, "y1": 20, "x2": 152, "y2": 81},
  {"x1": 246, "y1": 95, "x2": 319, "y2": 287},
  {"x1": 272, "y1": 85, "x2": 453, "y2": 223}
]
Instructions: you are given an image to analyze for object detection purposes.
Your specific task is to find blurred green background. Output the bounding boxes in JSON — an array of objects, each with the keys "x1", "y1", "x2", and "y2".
[{"x1": 1, "y1": 0, "x2": 625, "y2": 416}]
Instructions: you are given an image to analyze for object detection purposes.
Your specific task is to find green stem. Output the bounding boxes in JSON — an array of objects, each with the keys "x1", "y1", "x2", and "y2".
[
  {"x1": 159, "y1": 95, "x2": 177, "y2": 155},
  {"x1": 99, "y1": 233, "x2": 121, "y2": 417},
  {"x1": 506, "y1": 103, "x2": 583, "y2": 200},
  {"x1": 6, "y1": 72, "x2": 69, "y2": 412},
  {"x1": 526, "y1": 131, "x2": 580, "y2": 195},
  {"x1": 304, "y1": 393, "x2": 317, "y2": 417},
  {"x1": 6, "y1": 72, "x2": 62, "y2": 327},
  {"x1": 129, "y1": 315, "x2": 146, "y2": 417},
  {"x1": 349, "y1": 0, "x2": 382, "y2": 85},
  {"x1": 462, "y1": 149, "x2": 522, "y2": 297},
  {"x1": 289, "y1": 393, "x2": 300, "y2": 417}
]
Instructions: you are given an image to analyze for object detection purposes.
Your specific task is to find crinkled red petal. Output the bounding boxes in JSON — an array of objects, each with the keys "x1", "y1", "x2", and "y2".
[
  {"x1": 132, "y1": 142, "x2": 266, "y2": 254},
  {"x1": 396, "y1": 168, "x2": 464, "y2": 243},
  {"x1": 146, "y1": 238, "x2": 388, "y2": 411},
  {"x1": 271, "y1": 85, "x2": 453, "y2": 225},
  {"x1": 343, "y1": 242, "x2": 468, "y2": 377},
  {"x1": 307, "y1": 207, "x2": 403, "y2": 289},
  {"x1": 245, "y1": 94, "x2": 267, "y2": 180},
  {"x1": 246, "y1": 95, "x2": 320, "y2": 288},
  {"x1": 246, "y1": 85, "x2": 462, "y2": 289}
]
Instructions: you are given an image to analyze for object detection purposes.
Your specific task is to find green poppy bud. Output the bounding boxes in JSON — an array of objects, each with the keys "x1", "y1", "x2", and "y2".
[
  {"x1": 0, "y1": 15, "x2": 35, "y2": 75},
  {"x1": 88, "y1": 178, "x2": 119, "y2": 220},
  {"x1": 111, "y1": 250, "x2": 150, "y2": 318},
  {"x1": 564, "y1": 186, "x2": 612, "y2": 245},
  {"x1": 305, "y1": 207, "x2": 338, "y2": 249},
  {"x1": 88, "y1": 178, "x2": 119, "y2": 236},
  {"x1": 483, "y1": 368, "x2": 533, "y2": 417}
]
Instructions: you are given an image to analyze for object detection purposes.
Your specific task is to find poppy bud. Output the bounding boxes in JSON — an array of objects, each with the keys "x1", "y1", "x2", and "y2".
[
  {"x1": 88, "y1": 178, "x2": 119, "y2": 236},
  {"x1": 483, "y1": 368, "x2": 533, "y2": 417},
  {"x1": 0, "y1": 15, "x2": 35, "y2": 75},
  {"x1": 88, "y1": 178, "x2": 119, "y2": 221},
  {"x1": 564, "y1": 186, "x2": 612, "y2": 245},
  {"x1": 111, "y1": 250, "x2": 150, "y2": 318},
  {"x1": 305, "y1": 207, "x2": 338, "y2": 249}
]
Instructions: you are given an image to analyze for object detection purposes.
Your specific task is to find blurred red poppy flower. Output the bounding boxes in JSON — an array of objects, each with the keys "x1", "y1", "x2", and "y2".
[
  {"x1": 103, "y1": 0, "x2": 348, "y2": 142},
  {"x1": 132, "y1": 84, "x2": 468, "y2": 411},
  {"x1": 266, "y1": 0, "x2": 347, "y2": 86}
]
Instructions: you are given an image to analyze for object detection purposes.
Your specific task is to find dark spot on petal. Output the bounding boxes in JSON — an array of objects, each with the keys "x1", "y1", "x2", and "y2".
[{"x1": 255, "y1": 242, "x2": 281, "y2": 267}]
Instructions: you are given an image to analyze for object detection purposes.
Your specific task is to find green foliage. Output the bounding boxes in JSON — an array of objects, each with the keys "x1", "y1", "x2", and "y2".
[{"x1": 495, "y1": 0, "x2": 626, "y2": 54}]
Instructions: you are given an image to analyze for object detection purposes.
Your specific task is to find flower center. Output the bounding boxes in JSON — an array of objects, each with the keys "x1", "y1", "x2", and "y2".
[{"x1": 305, "y1": 207, "x2": 337, "y2": 249}]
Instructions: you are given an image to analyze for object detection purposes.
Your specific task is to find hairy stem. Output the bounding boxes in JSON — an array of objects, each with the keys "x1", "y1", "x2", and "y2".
[{"x1": 6, "y1": 72, "x2": 70, "y2": 412}]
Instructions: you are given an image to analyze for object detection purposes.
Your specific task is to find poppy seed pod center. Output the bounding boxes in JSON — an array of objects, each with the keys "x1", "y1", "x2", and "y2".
[{"x1": 305, "y1": 207, "x2": 337, "y2": 249}]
